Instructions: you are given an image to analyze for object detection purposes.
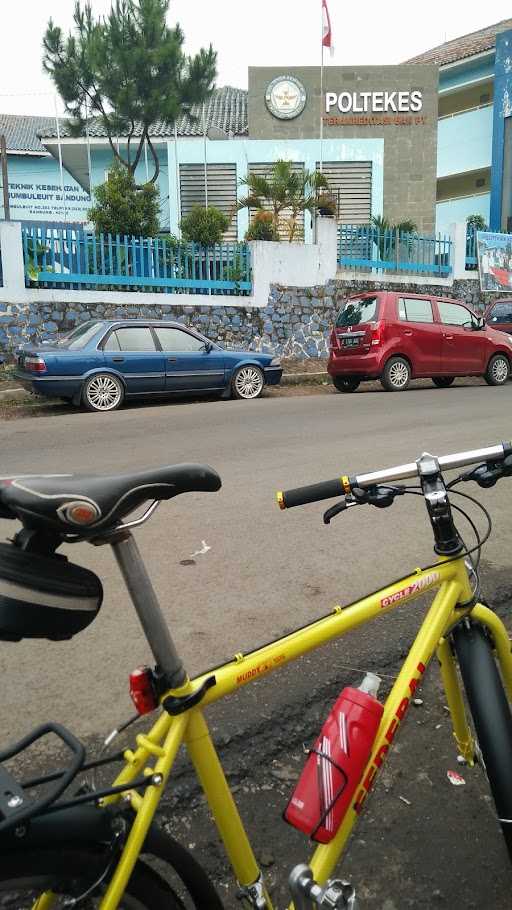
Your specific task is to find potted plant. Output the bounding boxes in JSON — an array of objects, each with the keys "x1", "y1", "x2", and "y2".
[{"x1": 316, "y1": 193, "x2": 337, "y2": 217}]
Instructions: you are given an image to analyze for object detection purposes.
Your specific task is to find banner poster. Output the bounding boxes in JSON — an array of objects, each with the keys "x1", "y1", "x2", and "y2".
[{"x1": 477, "y1": 231, "x2": 512, "y2": 292}]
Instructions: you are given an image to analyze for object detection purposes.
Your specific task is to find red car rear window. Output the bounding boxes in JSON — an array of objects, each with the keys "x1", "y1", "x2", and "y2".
[{"x1": 335, "y1": 296, "x2": 379, "y2": 327}]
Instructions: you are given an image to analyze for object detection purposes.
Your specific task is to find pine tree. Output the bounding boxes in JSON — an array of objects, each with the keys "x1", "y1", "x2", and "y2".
[{"x1": 43, "y1": 0, "x2": 217, "y2": 185}]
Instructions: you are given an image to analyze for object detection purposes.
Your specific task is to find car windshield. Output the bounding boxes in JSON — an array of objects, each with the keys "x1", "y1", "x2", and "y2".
[
  {"x1": 336, "y1": 297, "x2": 378, "y2": 327},
  {"x1": 55, "y1": 322, "x2": 104, "y2": 350}
]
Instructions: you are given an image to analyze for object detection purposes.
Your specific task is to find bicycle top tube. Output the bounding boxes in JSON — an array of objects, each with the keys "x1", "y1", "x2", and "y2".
[{"x1": 354, "y1": 443, "x2": 508, "y2": 489}]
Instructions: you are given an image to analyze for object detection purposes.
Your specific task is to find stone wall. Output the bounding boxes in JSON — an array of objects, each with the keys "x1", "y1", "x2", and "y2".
[
  {"x1": 0, "y1": 300, "x2": 264, "y2": 355},
  {"x1": 0, "y1": 276, "x2": 502, "y2": 359}
]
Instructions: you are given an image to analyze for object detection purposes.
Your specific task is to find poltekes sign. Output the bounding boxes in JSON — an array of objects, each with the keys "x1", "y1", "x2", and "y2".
[{"x1": 323, "y1": 90, "x2": 427, "y2": 127}]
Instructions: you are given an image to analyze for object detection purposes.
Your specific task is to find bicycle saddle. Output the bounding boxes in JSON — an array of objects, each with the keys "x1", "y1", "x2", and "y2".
[{"x1": 0, "y1": 464, "x2": 222, "y2": 535}]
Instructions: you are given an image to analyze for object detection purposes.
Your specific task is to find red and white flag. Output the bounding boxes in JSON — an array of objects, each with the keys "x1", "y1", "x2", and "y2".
[{"x1": 322, "y1": 0, "x2": 334, "y2": 56}]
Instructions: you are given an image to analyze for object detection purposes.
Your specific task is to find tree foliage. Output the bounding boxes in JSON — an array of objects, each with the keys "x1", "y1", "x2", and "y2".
[
  {"x1": 43, "y1": 0, "x2": 217, "y2": 184},
  {"x1": 370, "y1": 215, "x2": 418, "y2": 235},
  {"x1": 466, "y1": 213, "x2": 487, "y2": 231},
  {"x1": 180, "y1": 205, "x2": 229, "y2": 245},
  {"x1": 88, "y1": 163, "x2": 160, "y2": 236},
  {"x1": 237, "y1": 160, "x2": 330, "y2": 242}
]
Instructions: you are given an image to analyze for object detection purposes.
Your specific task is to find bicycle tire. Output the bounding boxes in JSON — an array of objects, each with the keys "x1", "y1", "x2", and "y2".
[
  {"x1": 0, "y1": 848, "x2": 180, "y2": 908},
  {"x1": 452, "y1": 620, "x2": 512, "y2": 861}
]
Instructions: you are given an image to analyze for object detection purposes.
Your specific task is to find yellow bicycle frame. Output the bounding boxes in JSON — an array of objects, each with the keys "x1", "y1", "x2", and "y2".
[{"x1": 35, "y1": 555, "x2": 512, "y2": 910}]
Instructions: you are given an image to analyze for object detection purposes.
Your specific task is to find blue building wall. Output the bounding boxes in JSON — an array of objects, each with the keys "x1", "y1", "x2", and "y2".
[
  {"x1": 490, "y1": 30, "x2": 512, "y2": 229},
  {"x1": 3, "y1": 154, "x2": 90, "y2": 222},
  {"x1": 437, "y1": 106, "x2": 493, "y2": 178},
  {"x1": 166, "y1": 136, "x2": 384, "y2": 241},
  {"x1": 436, "y1": 193, "x2": 490, "y2": 234},
  {"x1": 88, "y1": 137, "x2": 384, "y2": 241}
]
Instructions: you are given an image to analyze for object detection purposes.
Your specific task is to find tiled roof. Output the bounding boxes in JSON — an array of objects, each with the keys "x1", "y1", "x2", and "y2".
[
  {"x1": 38, "y1": 86, "x2": 248, "y2": 141},
  {"x1": 405, "y1": 18, "x2": 512, "y2": 66},
  {"x1": 0, "y1": 113, "x2": 63, "y2": 153}
]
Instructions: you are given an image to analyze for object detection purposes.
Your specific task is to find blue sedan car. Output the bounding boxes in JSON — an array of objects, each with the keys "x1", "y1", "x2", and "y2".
[{"x1": 15, "y1": 320, "x2": 282, "y2": 413}]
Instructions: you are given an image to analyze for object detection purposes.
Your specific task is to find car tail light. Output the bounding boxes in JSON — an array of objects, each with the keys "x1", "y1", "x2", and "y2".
[
  {"x1": 330, "y1": 328, "x2": 339, "y2": 350},
  {"x1": 129, "y1": 666, "x2": 158, "y2": 715},
  {"x1": 24, "y1": 356, "x2": 47, "y2": 373},
  {"x1": 370, "y1": 322, "x2": 383, "y2": 346}
]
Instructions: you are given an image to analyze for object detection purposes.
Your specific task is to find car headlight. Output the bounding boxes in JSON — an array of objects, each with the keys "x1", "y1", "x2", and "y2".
[
  {"x1": 507, "y1": 335, "x2": 512, "y2": 344},
  {"x1": 270, "y1": 357, "x2": 281, "y2": 366}
]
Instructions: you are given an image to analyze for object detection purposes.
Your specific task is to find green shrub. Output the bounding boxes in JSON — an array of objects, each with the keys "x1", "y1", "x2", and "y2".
[
  {"x1": 88, "y1": 164, "x2": 160, "y2": 237},
  {"x1": 245, "y1": 211, "x2": 278, "y2": 241},
  {"x1": 180, "y1": 206, "x2": 229, "y2": 245}
]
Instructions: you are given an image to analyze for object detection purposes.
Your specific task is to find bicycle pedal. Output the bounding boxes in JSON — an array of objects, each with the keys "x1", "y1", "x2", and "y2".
[{"x1": 289, "y1": 864, "x2": 357, "y2": 909}]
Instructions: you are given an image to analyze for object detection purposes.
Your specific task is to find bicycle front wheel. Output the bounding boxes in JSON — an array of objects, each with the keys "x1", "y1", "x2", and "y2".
[
  {"x1": 0, "y1": 849, "x2": 180, "y2": 908},
  {"x1": 452, "y1": 621, "x2": 512, "y2": 861}
]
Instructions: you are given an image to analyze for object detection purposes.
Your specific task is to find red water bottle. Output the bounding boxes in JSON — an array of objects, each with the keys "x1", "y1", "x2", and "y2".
[{"x1": 284, "y1": 672, "x2": 383, "y2": 843}]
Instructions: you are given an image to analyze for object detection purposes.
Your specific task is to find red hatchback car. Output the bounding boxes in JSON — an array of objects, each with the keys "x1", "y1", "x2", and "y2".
[{"x1": 328, "y1": 292, "x2": 512, "y2": 392}]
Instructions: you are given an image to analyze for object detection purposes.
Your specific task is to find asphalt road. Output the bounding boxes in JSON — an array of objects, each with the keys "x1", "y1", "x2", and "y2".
[
  {"x1": 2, "y1": 380, "x2": 512, "y2": 908},
  {"x1": 1, "y1": 379, "x2": 512, "y2": 739}
]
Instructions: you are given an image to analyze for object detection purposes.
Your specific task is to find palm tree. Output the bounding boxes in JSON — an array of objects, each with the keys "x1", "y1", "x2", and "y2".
[{"x1": 236, "y1": 160, "x2": 330, "y2": 242}]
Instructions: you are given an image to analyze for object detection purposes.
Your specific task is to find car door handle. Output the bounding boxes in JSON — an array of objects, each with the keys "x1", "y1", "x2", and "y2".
[
  {"x1": 167, "y1": 357, "x2": 177, "y2": 363},
  {"x1": 443, "y1": 334, "x2": 454, "y2": 340},
  {"x1": 404, "y1": 330, "x2": 413, "y2": 336},
  {"x1": 112, "y1": 357, "x2": 124, "y2": 362}
]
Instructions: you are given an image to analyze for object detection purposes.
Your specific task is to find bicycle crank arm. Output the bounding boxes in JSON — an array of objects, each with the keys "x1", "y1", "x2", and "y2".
[{"x1": 289, "y1": 865, "x2": 357, "y2": 909}]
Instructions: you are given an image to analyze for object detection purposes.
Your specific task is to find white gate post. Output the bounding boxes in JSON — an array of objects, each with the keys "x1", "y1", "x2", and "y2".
[{"x1": 0, "y1": 221, "x2": 27, "y2": 300}]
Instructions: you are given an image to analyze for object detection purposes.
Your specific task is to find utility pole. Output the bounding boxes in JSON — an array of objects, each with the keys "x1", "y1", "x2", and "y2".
[{"x1": 0, "y1": 135, "x2": 10, "y2": 220}]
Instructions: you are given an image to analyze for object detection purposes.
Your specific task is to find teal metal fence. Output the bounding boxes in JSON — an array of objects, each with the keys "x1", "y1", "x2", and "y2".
[
  {"x1": 338, "y1": 224, "x2": 452, "y2": 276},
  {"x1": 465, "y1": 226, "x2": 478, "y2": 269},
  {"x1": 21, "y1": 223, "x2": 251, "y2": 295}
]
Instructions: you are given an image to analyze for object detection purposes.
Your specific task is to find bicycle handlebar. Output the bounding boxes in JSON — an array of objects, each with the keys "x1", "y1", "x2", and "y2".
[{"x1": 277, "y1": 442, "x2": 511, "y2": 509}]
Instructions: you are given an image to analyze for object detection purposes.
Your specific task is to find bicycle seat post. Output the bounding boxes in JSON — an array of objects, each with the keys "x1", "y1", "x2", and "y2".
[{"x1": 111, "y1": 532, "x2": 187, "y2": 689}]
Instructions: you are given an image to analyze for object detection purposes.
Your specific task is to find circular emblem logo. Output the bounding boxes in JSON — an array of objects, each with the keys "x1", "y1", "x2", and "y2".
[{"x1": 265, "y1": 76, "x2": 307, "y2": 120}]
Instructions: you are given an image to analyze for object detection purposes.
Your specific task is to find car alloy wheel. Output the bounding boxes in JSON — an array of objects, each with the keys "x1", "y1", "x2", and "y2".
[
  {"x1": 484, "y1": 354, "x2": 510, "y2": 386},
  {"x1": 388, "y1": 361, "x2": 409, "y2": 387},
  {"x1": 491, "y1": 357, "x2": 509, "y2": 383},
  {"x1": 381, "y1": 356, "x2": 411, "y2": 392},
  {"x1": 232, "y1": 365, "x2": 264, "y2": 400},
  {"x1": 83, "y1": 373, "x2": 124, "y2": 411}
]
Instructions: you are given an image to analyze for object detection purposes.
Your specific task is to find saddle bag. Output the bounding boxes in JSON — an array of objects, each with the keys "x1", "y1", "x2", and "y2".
[{"x1": 0, "y1": 543, "x2": 103, "y2": 641}]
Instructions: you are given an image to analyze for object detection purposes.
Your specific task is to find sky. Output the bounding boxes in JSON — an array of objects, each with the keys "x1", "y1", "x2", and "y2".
[{"x1": 0, "y1": 1, "x2": 511, "y2": 117}]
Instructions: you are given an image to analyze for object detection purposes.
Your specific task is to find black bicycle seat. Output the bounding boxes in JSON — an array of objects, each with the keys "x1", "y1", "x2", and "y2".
[{"x1": 0, "y1": 464, "x2": 221, "y2": 534}]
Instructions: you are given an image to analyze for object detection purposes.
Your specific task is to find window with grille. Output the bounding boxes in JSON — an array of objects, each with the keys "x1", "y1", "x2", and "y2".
[
  {"x1": 179, "y1": 163, "x2": 238, "y2": 241},
  {"x1": 315, "y1": 161, "x2": 372, "y2": 224}
]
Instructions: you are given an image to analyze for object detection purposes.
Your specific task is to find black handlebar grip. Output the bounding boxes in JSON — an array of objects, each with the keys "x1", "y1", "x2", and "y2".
[{"x1": 277, "y1": 477, "x2": 347, "y2": 509}]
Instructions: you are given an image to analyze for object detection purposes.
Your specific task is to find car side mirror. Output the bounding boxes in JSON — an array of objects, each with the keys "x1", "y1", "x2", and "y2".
[
  {"x1": 203, "y1": 341, "x2": 213, "y2": 353},
  {"x1": 474, "y1": 317, "x2": 485, "y2": 331}
]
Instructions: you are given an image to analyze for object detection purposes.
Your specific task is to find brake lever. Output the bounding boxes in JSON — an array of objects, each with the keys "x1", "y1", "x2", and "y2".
[{"x1": 323, "y1": 498, "x2": 350, "y2": 524}]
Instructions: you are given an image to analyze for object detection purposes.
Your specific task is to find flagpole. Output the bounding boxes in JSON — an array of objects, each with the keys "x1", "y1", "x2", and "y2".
[
  {"x1": 54, "y1": 94, "x2": 67, "y2": 222},
  {"x1": 320, "y1": 0, "x2": 324, "y2": 173}
]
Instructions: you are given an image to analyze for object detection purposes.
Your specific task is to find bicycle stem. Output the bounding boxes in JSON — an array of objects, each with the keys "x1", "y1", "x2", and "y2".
[{"x1": 111, "y1": 532, "x2": 187, "y2": 688}]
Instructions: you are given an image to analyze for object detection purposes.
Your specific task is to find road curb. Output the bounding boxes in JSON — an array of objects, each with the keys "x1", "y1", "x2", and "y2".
[
  {"x1": 0, "y1": 387, "x2": 29, "y2": 402},
  {"x1": 282, "y1": 371, "x2": 328, "y2": 385}
]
